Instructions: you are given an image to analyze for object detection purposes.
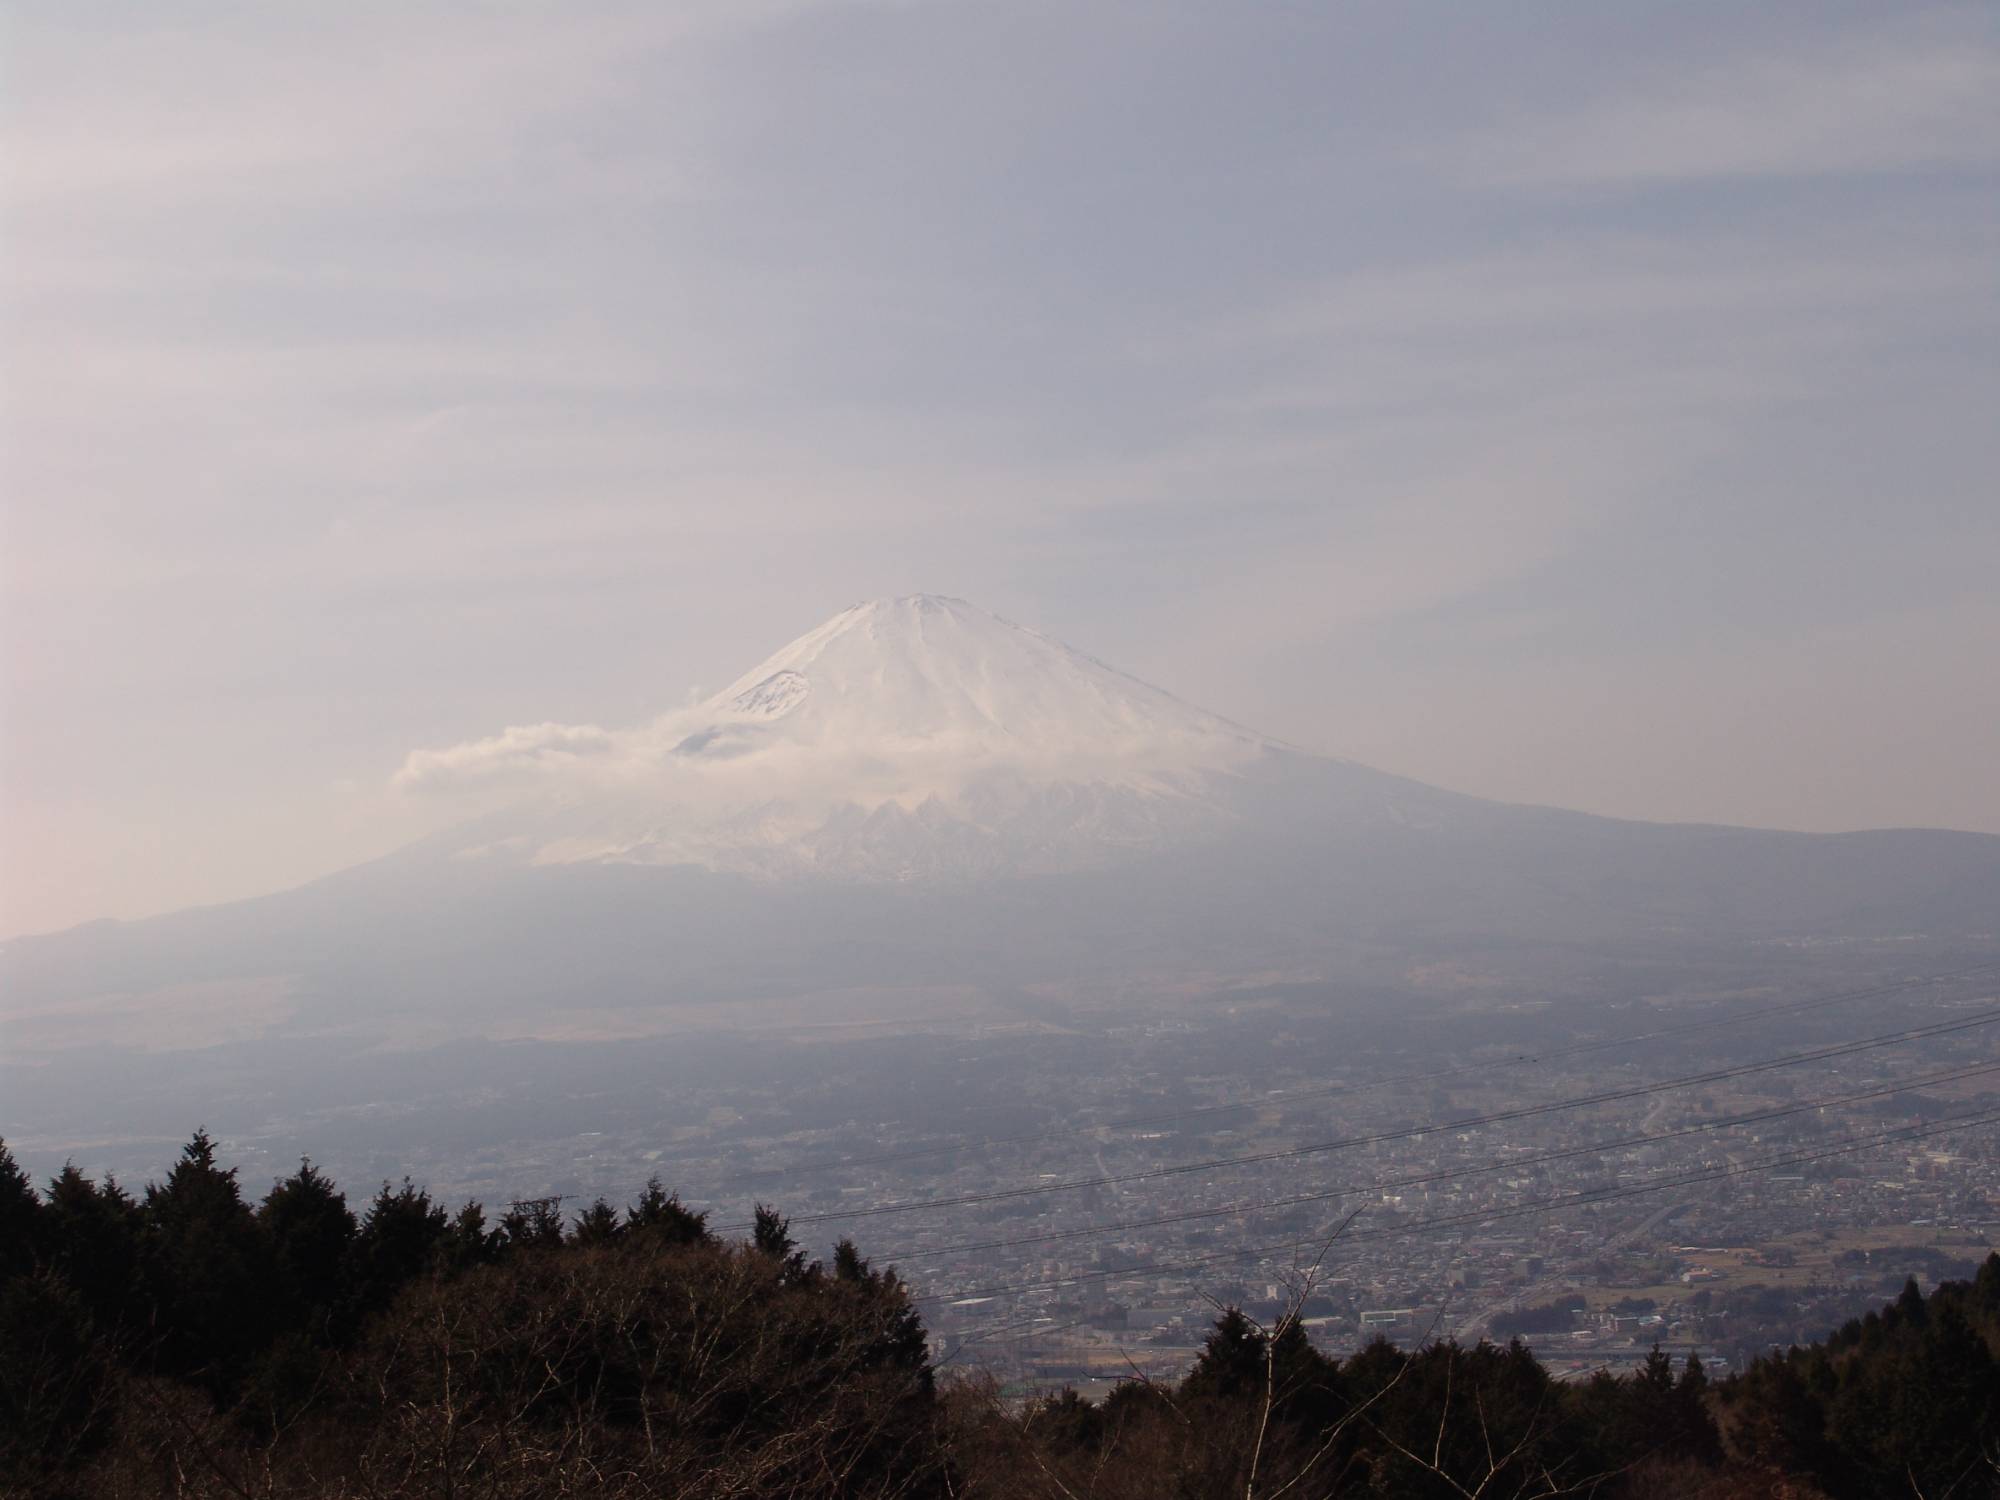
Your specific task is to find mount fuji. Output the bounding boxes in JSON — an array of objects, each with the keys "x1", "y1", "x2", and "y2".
[
  {"x1": 402, "y1": 594, "x2": 1294, "y2": 881},
  {"x1": 7, "y1": 596, "x2": 2000, "y2": 1066}
]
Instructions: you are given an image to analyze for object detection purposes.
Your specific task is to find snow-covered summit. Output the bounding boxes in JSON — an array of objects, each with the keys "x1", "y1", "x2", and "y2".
[
  {"x1": 676, "y1": 594, "x2": 1270, "y2": 772},
  {"x1": 405, "y1": 595, "x2": 1286, "y2": 879}
]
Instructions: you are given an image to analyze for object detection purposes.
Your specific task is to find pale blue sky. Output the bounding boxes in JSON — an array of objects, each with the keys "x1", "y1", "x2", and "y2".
[{"x1": 5, "y1": 1, "x2": 1998, "y2": 935}]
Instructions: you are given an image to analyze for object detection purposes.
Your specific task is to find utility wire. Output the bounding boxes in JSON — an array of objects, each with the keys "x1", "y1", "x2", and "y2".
[
  {"x1": 771, "y1": 961, "x2": 2000, "y2": 1176},
  {"x1": 937, "y1": 1311, "x2": 1099, "y2": 1364},
  {"x1": 914, "y1": 1104, "x2": 2000, "y2": 1311},
  {"x1": 718, "y1": 1003, "x2": 2000, "y2": 1233},
  {"x1": 884, "y1": 1057, "x2": 2000, "y2": 1263},
  {"x1": 938, "y1": 1087, "x2": 1997, "y2": 1357}
]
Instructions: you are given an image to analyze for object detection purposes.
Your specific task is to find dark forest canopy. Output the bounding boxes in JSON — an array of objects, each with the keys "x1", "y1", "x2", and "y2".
[{"x1": 3, "y1": 1133, "x2": 1998, "y2": 1499}]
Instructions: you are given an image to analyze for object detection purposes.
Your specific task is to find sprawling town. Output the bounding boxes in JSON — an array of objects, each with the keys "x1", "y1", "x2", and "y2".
[
  {"x1": 159, "y1": 949, "x2": 1984, "y2": 1395},
  {"x1": 25, "y1": 948, "x2": 1996, "y2": 1399}
]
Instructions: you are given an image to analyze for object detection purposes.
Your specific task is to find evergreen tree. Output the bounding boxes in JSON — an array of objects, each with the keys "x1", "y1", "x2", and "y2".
[
  {"x1": 571, "y1": 1197, "x2": 623, "y2": 1246},
  {"x1": 1868, "y1": 1299, "x2": 1999, "y2": 1499},
  {"x1": 1675, "y1": 1352, "x2": 1721, "y2": 1464},
  {"x1": 1975, "y1": 1251, "x2": 2000, "y2": 1317},
  {"x1": 628, "y1": 1175, "x2": 708, "y2": 1245},
  {"x1": 0, "y1": 1139, "x2": 43, "y2": 1282},
  {"x1": 752, "y1": 1202, "x2": 793, "y2": 1257},
  {"x1": 1891, "y1": 1275, "x2": 1928, "y2": 1330},
  {"x1": 1680, "y1": 1351, "x2": 1707, "y2": 1394},
  {"x1": 1856, "y1": 1306, "x2": 1885, "y2": 1353},
  {"x1": 439, "y1": 1200, "x2": 500, "y2": 1274},
  {"x1": 351, "y1": 1178, "x2": 448, "y2": 1313},
  {"x1": 1337, "y1": 1328, "x2": 1412, "y2": 1457},
  {"x1": 1637, "y1": 1343, "x2": 1675, "y2": 1396},
  {"x1": 498, "y1": 1195, "x2": 565, "y2": 1251},
  {"x1": 0, "y1": 1271, "x2": 112, "y2": 1483},
  {"x1": 1728, "y1": 1352, "x2": 1832, "y2": 1481},
  {"x1": 43, "y1": 1165, "x2": 143, "y2": 1337},
  {"x1": 244, "y1": 1165, "x2": 356, "y2": 1450},
  {"x1": 142, "y1": 1129, "x2": 274, "y2": 1388},
  {"x1": 753, "y1": 1203, "x2": 812, "y2": 1284},
  {"x1": 259, "y1": 1159, "x2": 357, "y2": 1338},
  {"x1": 1268, "y1": 1314, "x2": 1341, "y2": 1429},
  {"x1": 826, "y1": 1239, "x2": 929, "y2": 1383},
  {"x1": 1567, "y1": 1369, "x2": 1627, "y2": 1471},
  {"x1": 832, "y1": 1237, "x2": 868, "y2": 1283},
  {"x1": 1183, "y1": 1307, "x2": 1267, "y2": 1402},
  {"x1": 1024, "y1": 1387, "x2": 1104, "y2": 1455}
]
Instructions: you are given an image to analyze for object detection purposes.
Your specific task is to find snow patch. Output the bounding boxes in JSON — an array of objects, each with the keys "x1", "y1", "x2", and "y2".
[{"x1": 730, "y1": 668, "x2": 810, "y2": 719}]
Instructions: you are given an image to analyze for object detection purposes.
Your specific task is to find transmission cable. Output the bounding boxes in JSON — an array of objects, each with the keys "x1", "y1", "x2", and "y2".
[
  {"x1": 910, "y1": 1104, "x2": 2000, "y2": 1310},
  {"x1": 768, "y1": 960, "x2": 2000, "y2": 1175},
  {"x1": 883, "y1": 1056, "x2": 2000, "y2": 1263},
  {"x1": 715, "y1": 1002, "x2": 2000, "y2": 1233}
]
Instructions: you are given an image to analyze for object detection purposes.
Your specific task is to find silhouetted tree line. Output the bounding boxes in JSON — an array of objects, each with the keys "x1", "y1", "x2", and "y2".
[{"x1": 2, "y1": 1131, "x2": 1997, "y2": 1498}]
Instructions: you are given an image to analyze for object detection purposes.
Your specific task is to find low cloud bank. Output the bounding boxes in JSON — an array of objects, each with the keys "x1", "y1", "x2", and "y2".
[{"x1": 394, "y1": 721, "x2": 618, "y2": 791}]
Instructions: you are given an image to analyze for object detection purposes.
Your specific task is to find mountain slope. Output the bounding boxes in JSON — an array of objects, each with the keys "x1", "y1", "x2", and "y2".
[
  {"x1": 404, "y1": 595, "x2": 1290, "y2": 880},
  {"x1": 6, "y1": 596, "x2": 1999, "y2": 1060}
]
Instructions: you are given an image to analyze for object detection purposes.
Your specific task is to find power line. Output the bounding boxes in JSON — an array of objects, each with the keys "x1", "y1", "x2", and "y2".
[
  {"x1": 719, "y1": 1003, "x2": 2000, "y2": 1233},
  {"x1": 769, "y1": 961, "x2": 2000, "y2": 1176},
  {"x1": 937, "y1": 1311, "x2": 1099, "y2": 1365},
  {"x1": 935, "y1": 1085, "x2": 1998, "y2": 1361},
  {"x1": 883, "y1": 1057, "x2": 2000, "y2": 1263},
  {"x1": 913, "y1": 1104, "x2": 2000, "y2": 1312}
]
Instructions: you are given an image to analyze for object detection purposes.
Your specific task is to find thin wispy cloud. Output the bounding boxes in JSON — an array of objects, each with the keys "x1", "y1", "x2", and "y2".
[
  {"x1": 394, "y1": 722, "x2": 619, "y2": 792},
  {"x1": 1458, "y1": 13, "x2": 2000, "y2": 185}
]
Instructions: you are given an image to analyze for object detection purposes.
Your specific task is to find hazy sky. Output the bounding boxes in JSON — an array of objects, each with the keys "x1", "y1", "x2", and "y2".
[{"x1": 5, "y1": 1, "x2": 1998, "y2": 937}]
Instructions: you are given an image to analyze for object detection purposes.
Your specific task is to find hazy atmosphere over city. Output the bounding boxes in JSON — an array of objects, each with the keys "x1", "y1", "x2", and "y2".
[{"x1": 4, "y1": 6, "x2": 2000, "y2": 1499}]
